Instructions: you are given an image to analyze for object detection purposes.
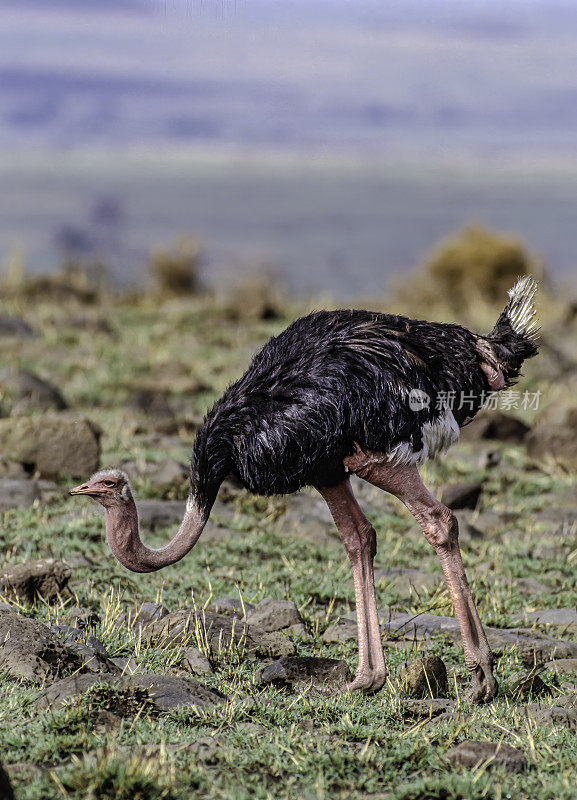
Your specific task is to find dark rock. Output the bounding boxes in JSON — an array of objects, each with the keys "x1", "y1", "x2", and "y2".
[
  {"x1": 446, "y1": 740, "x2": 527, "y2": 772},
  {"x1": 0, "y1": 614, "x2": 83, "y2": 683},
  {"x1": 0, "y1": 479, "x2": 41, "y2": 511},
  {"x1": 120, "y1": 601, "x2": 169, "y2": 628},
  {"x1": 461, "y1": 411, "x2": 530, "y2": 443},
  {"x1": 243, "y1": 597, "x2": 304, "y2": 633},
  {"x1": 11, "y1": 369, "x2": 67, "y2": 414},
  {"x1": 399, "y1": 655, "x2": 448, "y2": 698},
  {"x1": 510, "y1": 670, "x2": 552, "y2": 700},
  {"x1": 481, "y1": 628, "x2": 577, "y2": 666},
  {"x1": 0, "y1": 559, "x2": 70, "y2": 602},
  {"x1": 93, "y1": 710, "x2": 123, "y2": 733},
  {"x1": 259, "y1": 656, "x2": 351, "y2": 688},
  {"x1": 403, "y1": 698, "x2": 456, "y2": 718},
  {"x1": 526, "y1": 406, "x2": 577, "y2": 471},
  {"x1": 135, "y1": 500, "x2": 186, "y2": 531},
  {"x1": 143, "y1": 608, "x2": 295, "y2": 658},
  {"x1": 322, "y1": 617, "x2": 358, "y2": 643},
  {"x1": 0, "y1": 316, "x2": 34, "y2": 338},
  {"x1": 181, "y1": 647, "x2": 213, "y2": 676},
  {"x1": 381, "y1": 610, "x2": 459, "y2": 638},
  {"x1": 110, "y1": 657, "x2": 140, "y2": 674},
  {"x1": 36, "y1": 672, "x2": 225, "y2": 712},
  {"x1": 0, "y1": 416, "x2": 100, "y2": 478},
  {"x1": 207, "y1": 597, "x2": 255, "y2": 617},
  {"x1": 0, "y1": 762, "x2": 14, "y2": 800},
  {"x1": 440, "y1": 482, "x2": 483, "y2": 510},
  {"x1": 527, "y1": 706, "x2": 577, "y2": 730}
]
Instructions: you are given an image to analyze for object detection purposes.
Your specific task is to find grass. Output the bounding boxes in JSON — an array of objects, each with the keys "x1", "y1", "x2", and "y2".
[{"x1": 1, "y1": 286, "x2": 577, "y2": 799}]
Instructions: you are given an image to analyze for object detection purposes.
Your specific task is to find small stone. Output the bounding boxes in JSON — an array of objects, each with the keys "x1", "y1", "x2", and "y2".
[
  {"x1": 259, "y1": 656, "x2": 351, "y2": 688},
  {"x1": 273, "y1": 494, "x2": 337, "y2": 545},
  {"x1": 403, "y1": 698, "x2": 456, "y2": 718},
  {"x1": 440, "y1": 482, "x2": 483, "y2": 510},
  {"x1": 11, "y1": 369, "x2": 67, "y2": 414},
  {"x1": 526, "y1": 406, "x2": 577, "y2": 471},
  {"x1": 447, "y1": 740, "x2": 527, "y2": 772},
  {"x1": 322, "y1": 617, "x2": 358, "y2": 643},
  {"x1": 135, "y1": 500, "x2": 187, "y2": 531},
  {"x1": 243, "y1": 597, "x2": 303, "y2": 633},
  {"x1": 63, "y1": 606, "x2": 100, "y2": 629},
  {"x1": 0, "y1": 559, "x2": 70, "y2": 602},
  {"x1": 93, "y1": 710, "x2": 123, "y2": 733},
  {"x1": 520, "y1": 608, "x2": 577, "y2": 632},
  {"x1": 110, "y1": 657, "x2": 140, "y2": 674},
  {"x1": 0, "y1": 460, "x2": 28, "y2": 479},
  {"x1": 544, "y1": 658, "x2": 577, "y2": 676},
  {"x1": 399, "y1": 655, "x2": 448, "y2": 698},
  {"x1": 461, "y1": 411, "x2": 530, "y2": 443},
  {"x1": 181, "y1": 647, "x2": 213, "y2": 676},
  {"x1": 510, "y1": 671, "x2": 552, "y2": 700},
  {"x1": 207, "y1": 597, "x2": 255, "y2": 617},
  {"x1": 127, "y1": 601, "x2": 169, "y2": 628},
  {"x1": 0, "y1": 614, "x2": 83, "y2": 683},
  {"x1": 0, "y1": 479, "x2": 41, "y2": 512},
  {"x1": 528, "y1": 706, "x2": 577, "y2": 730}
]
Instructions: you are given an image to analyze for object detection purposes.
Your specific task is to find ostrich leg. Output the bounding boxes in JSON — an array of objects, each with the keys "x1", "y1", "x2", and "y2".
[
  {"x1": 318, "y1": 480, "x2": 386, "y2": 692},
  {"x1": 344, "y1": 453, "x2": 497, "y2": 703}
]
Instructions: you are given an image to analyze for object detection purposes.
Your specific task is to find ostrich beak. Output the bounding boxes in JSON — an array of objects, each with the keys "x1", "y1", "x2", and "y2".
[{"x1": 69, "y1": 481, "x2": 99, "y2": 496}]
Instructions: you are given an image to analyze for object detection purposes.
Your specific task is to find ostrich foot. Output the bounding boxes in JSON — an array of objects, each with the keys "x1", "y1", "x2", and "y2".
[
  {"x1": 345, "y1": 669, "x2": 387, "y2": 694},
  {"x1": 464, "y1": 665, "x2": 498, "y2": 704}
]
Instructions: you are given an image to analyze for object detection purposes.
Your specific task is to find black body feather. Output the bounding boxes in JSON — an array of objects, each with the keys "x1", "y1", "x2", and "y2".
[{"x1": 190, "y1": 308, "x2": 519, "y2": 512}]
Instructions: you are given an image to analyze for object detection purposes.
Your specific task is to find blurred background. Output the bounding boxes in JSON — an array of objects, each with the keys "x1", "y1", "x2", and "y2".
[{"x1": 2, "y1": 0, "x2": 577, "y2": 301}]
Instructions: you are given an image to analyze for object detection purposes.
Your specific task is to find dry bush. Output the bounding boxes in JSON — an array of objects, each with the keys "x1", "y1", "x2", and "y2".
[
  {"x1": 394, "y1": 225, "x2": 545, "y2": 315},
  {"x1": 223, "y1": 270, "x2": 286, "y2": 321},
  {"x1": 150, "y1": 238, "x2": 201, "y2": 296}
]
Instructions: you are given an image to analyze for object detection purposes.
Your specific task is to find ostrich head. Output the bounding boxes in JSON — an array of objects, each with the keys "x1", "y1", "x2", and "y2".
[{"x1": 69, "y1": 469, "x2": 133, "y2": 509}]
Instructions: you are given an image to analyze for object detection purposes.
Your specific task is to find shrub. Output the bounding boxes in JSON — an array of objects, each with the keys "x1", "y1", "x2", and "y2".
[{"x1": 150, "y1": 238, "x2": 201, "y2": 296}]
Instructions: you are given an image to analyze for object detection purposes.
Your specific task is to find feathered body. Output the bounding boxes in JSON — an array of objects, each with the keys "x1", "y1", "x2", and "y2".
[{"x1": 191, "y1": 277, "x2": 538, "y2": 513}]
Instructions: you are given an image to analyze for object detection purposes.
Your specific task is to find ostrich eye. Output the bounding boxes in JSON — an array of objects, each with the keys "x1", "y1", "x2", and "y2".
[{"x1": 103, "y1": 480, "x2": 116, "y2": 488}]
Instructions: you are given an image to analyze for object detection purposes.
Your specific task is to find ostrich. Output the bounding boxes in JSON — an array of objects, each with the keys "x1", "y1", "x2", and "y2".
[{"x1": 70, "y1": 276, "x2": 538, "y2": 703}]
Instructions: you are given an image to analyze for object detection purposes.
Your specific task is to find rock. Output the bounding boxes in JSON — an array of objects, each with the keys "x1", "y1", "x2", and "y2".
[
  {"x1": 527, "y1": 706, "x2": 577, "y2": 730},
  {"x1": 374, "y1": 568, "x2": 440, "y2": 595},
  {"x1": 129, "y1": 389, "x2": 174, "y2": 419},
  {"x1": 49, "y1": 625, "x2": 119, "y2": 674},
  {"x1": 399, "y1": 655, "x2": 448, "y2": 698},
  {"x1": 0, "y1": 614, "x2": 83, "y2": 683},
  {"x1": 0, "y1": 460, "x2": 28, "y2": 479},
  {"x1": 440, "y1": 482, "x2": 483, "y2": 510},
  {"x1": 36, "y1": 672, "x2": 225, "y2": 712},
  {"x1": 110, "y1": 657, "x2": 140, "y2": 674},
  {"x1": 181, "y1": 647, "x2": 213, "y2": 676},
  {"x1": 258, "y1": 656, "x2": 351, "y2": 688},
  {"x1": 461, "y1": 411, "x2": 530, "y2": 443},
  {"x1": 512, "y1": 577, "x2": 549, "y2": 595},
  {"x1": 207, "y1": 597, "x2": 255, "y2": 617},
  {"x1": 243, "y1": 597, "x2": 304, "y2": 633},
  {"x1": 0, "y1": 316, "x2": 34, "y2": 338},
  {"x1": 93, "y1": 710, "x2": 123, "y2": 733},
  {"x1": 381, "y1": 610, "x2": 459, "y2": 638},
  {"x1": 143, "y1": 609, "x2": 295, "y2": 658},
  {"x1": 518, "y1": 608, "x2": 577, "y2": 632},
  {"x1": 0, "y1": 416, "x2": 100, "y2": 478},
  {"x1": 403, "y1": 698, "x2": 456, "y2": 718},
  {"x1": 0, "y1": 559, "x2": 71, "y2": 602},
  {"x1": 135, "y1": 500, "x2": 187, "y2": 531},
  {"x1": 120, "y1": 601, "x2": 169, "y2": 629},
  {"x1": 273, "y1": 493, "x2": 337, "y2": 545},
  {"x1": 322, "y1": 617, "x2": 358, "y2": 643},
  {"x1": 481, "y1": 628, "x2": 577, "y2": 666},
  {"x1": 0, "y1": 762, "x2": 14, "y2": 800},
  {"x1": 0, "y1": 479, "x2": 41, "y2": 511},
  {"x1": 544, "y1": 658, "x2": 577, "y2": 675},
  {"x1": 510, "y1": 671, "x2": 552, "y2": 700},
  {"x1": 446, "y1": 740, "x2": 527, "y2": 772},
  {"x1": 62, "y1": 606, "x2": 100, "y2": 629},
  {"x1": 147, "y1": 459, "x2": 188, "y2": 488},
  {"x1": 9, "y1": 369, "x2": 67, "y2": 414},
  {"x1": 526, "y1": 406, "x2": 577, "y2": 471}
]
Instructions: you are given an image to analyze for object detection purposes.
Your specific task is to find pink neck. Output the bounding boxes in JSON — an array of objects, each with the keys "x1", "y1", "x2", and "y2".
[{"x1": 105, "y1": 496, "x2": 206, "y2": 573}]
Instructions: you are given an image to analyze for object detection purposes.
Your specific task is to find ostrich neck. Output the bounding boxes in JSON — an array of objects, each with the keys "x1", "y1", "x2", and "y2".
[{"x1": 105, "y1": 496, "x2": 207, "y2": 573}]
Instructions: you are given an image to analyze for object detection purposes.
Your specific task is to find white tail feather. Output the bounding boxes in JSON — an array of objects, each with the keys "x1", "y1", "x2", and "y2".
[{"x1": 505, "y1": 275, "x2": 539, "y2": 337}]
